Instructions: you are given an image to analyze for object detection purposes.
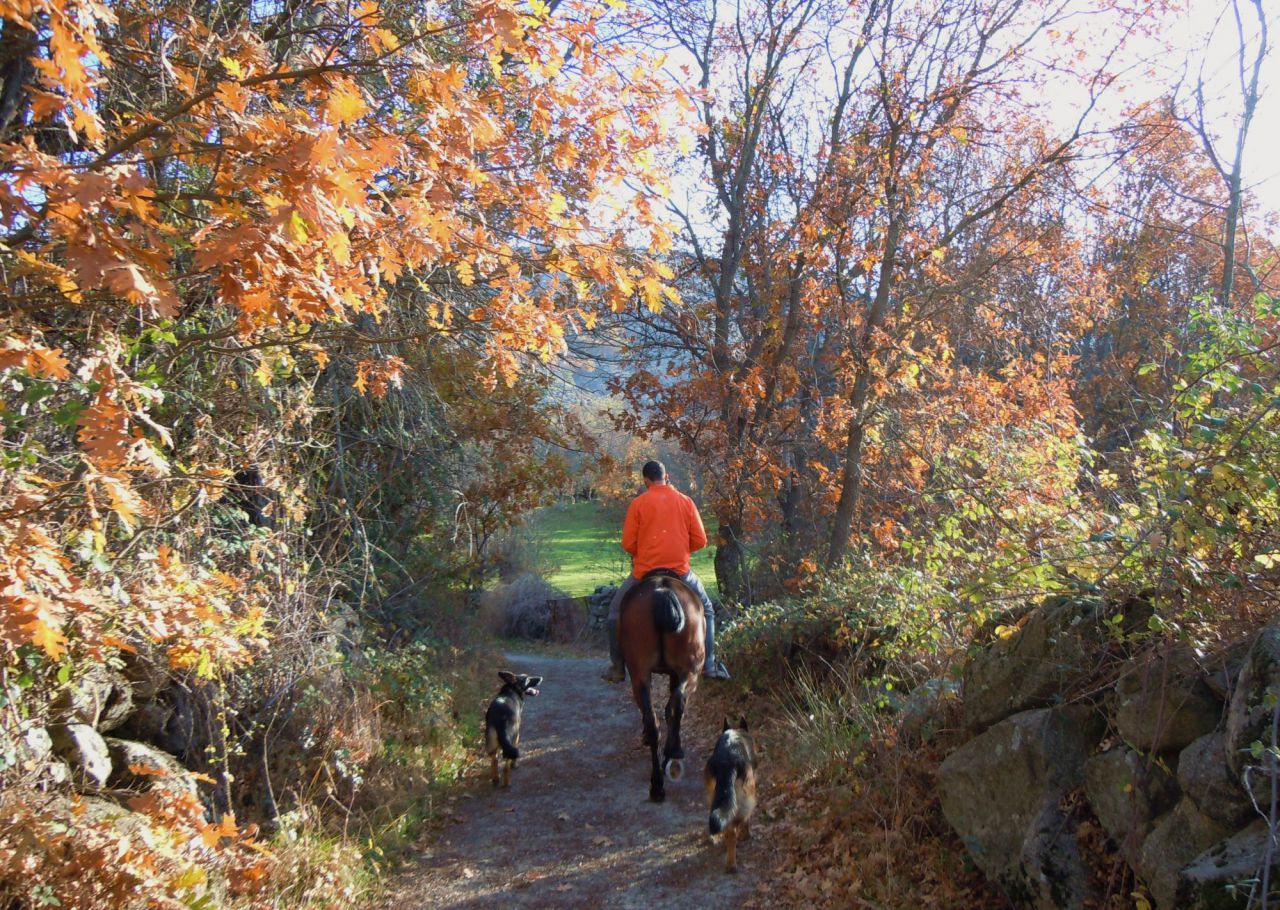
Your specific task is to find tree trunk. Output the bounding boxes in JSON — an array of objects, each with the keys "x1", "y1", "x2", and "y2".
[
  {"x1": 714, "y1": 519, "x2": 747, "y2": 605},
  {"x1": 826, "y1": 209, "x2": 902, "y2": 567},
  {"x1": 825, "y1": 367, "x2": 872, "y2": 567}
]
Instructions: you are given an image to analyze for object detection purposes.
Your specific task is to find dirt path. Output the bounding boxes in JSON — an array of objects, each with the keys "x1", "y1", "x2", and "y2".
[{"x1": 380, "y1": 652, "x2": 762, "y2": 909}]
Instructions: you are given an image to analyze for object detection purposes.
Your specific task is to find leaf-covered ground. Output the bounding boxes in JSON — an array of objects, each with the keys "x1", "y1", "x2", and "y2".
[{"x1": 380, "y1": 652, "x2": 759, "y2": 908}]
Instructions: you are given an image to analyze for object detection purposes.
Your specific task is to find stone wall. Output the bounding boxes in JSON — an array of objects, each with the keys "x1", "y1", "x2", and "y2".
[
  {"x1": 934, "y1": 601, "x2": 1278, "y2": 909},
  {"x1": 5, "y1": 651, "x2": 210, "y2": 820}
]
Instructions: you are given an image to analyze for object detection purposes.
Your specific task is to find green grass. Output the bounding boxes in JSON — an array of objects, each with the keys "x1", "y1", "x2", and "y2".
[{"x1": 528, "y1": 500, "x2": 719, "y2": 599}]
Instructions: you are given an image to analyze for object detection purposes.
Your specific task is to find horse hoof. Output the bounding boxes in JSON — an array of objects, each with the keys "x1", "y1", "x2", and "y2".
[
  {"x1": 649, "y1": 790, "x2": 666, "y2": 803},
  {"x1": 664, "y1": 758, "x2": 684, "y2": 781}
]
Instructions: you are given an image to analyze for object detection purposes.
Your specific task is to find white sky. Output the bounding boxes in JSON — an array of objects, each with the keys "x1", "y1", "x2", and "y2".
[
  {"x1": 1158, "y1": 1, "x2": 1278, "y2": 215},
  {"x1": 601, "y1": 0, "x2": 1279, "y2": 243}
]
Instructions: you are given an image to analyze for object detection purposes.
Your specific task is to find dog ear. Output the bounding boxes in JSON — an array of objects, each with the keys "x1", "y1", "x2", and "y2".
[
  {"x1": 722, "y1": 716, "x2": 731, "y2": 732},
  {"x1": 739, "y1": 715, "x2": 749, "y2": 732},
  {"x1": 498, "y1": 671, "x2": 518, "y2": 686},
  {"x1": 525, "y1": 676, "x2": 543, "y2": 688}
]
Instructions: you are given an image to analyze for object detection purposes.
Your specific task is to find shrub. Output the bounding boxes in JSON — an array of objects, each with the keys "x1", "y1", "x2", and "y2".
[{"x1": 479, "y1": 573, "x2": 567, "y2": 640}]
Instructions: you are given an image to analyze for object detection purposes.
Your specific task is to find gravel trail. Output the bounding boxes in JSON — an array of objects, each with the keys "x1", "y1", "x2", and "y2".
[{"x1": 380, "y1": 652, "x2": 761, "y2": 909}]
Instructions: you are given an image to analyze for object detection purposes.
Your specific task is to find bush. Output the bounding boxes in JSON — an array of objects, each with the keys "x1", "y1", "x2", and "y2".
[{"x1": 479, "y1": 573, "x2": 567, "y2": 639}]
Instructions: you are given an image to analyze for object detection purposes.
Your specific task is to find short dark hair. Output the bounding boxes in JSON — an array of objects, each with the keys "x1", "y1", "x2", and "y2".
[{"x1": 642, "y1": 460, "x2": 667, "y2": 481}]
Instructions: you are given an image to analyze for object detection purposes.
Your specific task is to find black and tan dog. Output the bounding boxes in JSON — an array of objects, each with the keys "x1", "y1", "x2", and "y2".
[
  {"x1": 704, "y1": 716, "x2": 757, "y2": 872},
  {"x1": 484, "y1": 671, "x2": 542, "y2": 788}
]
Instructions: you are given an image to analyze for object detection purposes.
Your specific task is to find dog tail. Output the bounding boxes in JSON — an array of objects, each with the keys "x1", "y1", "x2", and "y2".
[
  {"x1": 651, "y1": 583, "x2": 686, "y2": 635},
  {"x1": 708, "y1": 764, "x2": 737, "y2": 835},
  {"x1": 496, "y1": 726, "x2": 519, "y2": 762}
]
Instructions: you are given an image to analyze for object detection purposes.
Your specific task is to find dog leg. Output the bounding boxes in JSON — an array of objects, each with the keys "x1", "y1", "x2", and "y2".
[
  {"x1": 502, "y1": 758, "x2": 511, "y2": 788},
  {"x1": 490, "y1": 753, "x2": 498, "y2": 786},
  {"x1": 724, "y1": 823, "x2": 738, "y2": 873}
]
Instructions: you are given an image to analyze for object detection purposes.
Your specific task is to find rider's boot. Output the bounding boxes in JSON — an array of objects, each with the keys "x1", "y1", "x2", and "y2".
[
  {"x1": 703, "y1": 610, "x2": 731, "y2": 680},
  {"x1": 601, "y1": 617, "x2": 625, "y2": 683}
]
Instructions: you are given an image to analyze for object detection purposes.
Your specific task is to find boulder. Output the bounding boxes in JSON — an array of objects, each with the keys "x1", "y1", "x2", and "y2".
[
  {"x1": 1083, "y1": 747, "x2": 1180, "y2": 851},
  {"x1": 962, "y1": 596, "x2": 1144, "y2": 730},
  {"x1": 938, "y1": 704, "x2": 1106, "y2": 908},
  {"x1": 50, "y1": 724, "x2": 112, "y2": 790},
  {"x1": 119, "y1": 648, "x2": 172, "y2": 700},
  {"x1": 44, "y1": 760, "x2": 70, "y2": 786},
  {"x1": 1178, "y1": 732, "x2": 1255, "y2": 828},
  {"x1": 1137, "y1": 798, "x2": 1233, "y2": 910},
  {"x1": 116, "y1": 699, "x2": 176, "y2": 746},
  {"x1": 16, "y1": 725, "x2": 53, "y2": 769},
  {"x1": 53, "y1": 664, "x2": 134, "y2": 732},
  {"x1": 104, "y1": 738, "x2": 197, "y2": 798},
  {"x1": 137, "y1": 684, "x2": 210, "y2": 760},
  {"x1": 1177, "y1": 820, "x2": 1278, "y2": 909},
  {"x1": 1115, "y1": 647, "x2": 1220, "y2": 753},
  {"x1": 899, "y1": 678, "x2": 961, "y2": 741},
  {"x1": 1016, "y1": 802, "x2": 1094, "y2": 910},
  {"x1": 1202, "y1": 640, "x2": 1250, "y2": 704},
  {"x1": 1226, "y1": 618, "x2": 1280, "y2": 779}
]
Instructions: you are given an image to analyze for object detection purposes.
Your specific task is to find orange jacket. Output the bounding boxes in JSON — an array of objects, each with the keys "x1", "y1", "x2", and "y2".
[{"x1": 621, "y1": 483, "x2": 708, "y2": 580}]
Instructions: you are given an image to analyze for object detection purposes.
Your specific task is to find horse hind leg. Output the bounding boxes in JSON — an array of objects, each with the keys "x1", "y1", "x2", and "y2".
[
  {"x1": 633, "y1": 676, "x2": 658, "y2": 749},
  {"x1": 663, "y1": 672, "x2": 690, "y2": 782},
  {"x1": 633, "y1": 677, "x2": 664, "y2": 802}
]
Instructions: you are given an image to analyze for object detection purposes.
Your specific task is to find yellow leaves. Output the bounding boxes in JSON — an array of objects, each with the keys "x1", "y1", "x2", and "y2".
[
  {"x1": 288, "y1": 210, "x2": 310, "y2": 244},
  {"x1": 548, "y1": 192, "x2": 568, "y2": 218},
  {"x1": 639, "y1": 275, "x2": 663, "y2": 313},
  {"x1": 220, "y1": 56, "x2": 244, "y2": 79},
  {"x1": 327, "y1": 79, "x2": 369, "y2": 125},
  {"x1": 368, "y1": 27, "x2": 401, "y2": 54},
  {"x1": 456, "y1": 259, "x2": 476, "y2": 286},
  {"x1": 27, "y1": 617, "x2": 69, "y2": 661}
]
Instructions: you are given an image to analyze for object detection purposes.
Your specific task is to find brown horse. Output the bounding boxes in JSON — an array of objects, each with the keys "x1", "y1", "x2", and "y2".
[{"x1": 618, "y1": 570, "x2": 706, "y2": 802}]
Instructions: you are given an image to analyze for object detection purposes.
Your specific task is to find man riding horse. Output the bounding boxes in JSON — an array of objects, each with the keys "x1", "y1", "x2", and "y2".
[{"x1": 602, "y1": 460, "x2": 731, "y2": 683}]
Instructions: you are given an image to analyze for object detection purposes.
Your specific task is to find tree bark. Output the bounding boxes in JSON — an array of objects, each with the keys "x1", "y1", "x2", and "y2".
[{"x1": 714, "y1": 519, "x2": 747, "y2": 605}]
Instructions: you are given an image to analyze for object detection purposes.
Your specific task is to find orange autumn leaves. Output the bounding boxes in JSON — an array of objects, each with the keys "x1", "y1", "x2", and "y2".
[{"x1": 0, "y1": 0, "x2": 682, "y2": 662}]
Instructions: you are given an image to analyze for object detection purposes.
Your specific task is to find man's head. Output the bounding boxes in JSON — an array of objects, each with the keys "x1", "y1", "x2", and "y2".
[{"x1": 642, "y1": 460, "x2": 667, "y2": 486}]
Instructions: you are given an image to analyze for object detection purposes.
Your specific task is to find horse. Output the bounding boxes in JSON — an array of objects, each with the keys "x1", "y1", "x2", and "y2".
[{"x1": 618, "y1": 569, "x2": 706, "y2": 802}]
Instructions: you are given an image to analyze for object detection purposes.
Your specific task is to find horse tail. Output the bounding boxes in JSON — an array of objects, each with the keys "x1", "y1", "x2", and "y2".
[
  {"x1": 708, "y1": 765, "x2": 737, "y2": 835},
  {"x1": 650, "y1": 583, "x2": 686, "y2": 635}
]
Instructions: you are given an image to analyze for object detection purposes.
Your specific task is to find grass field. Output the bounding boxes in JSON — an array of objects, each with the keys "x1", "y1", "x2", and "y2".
[{"x1": 529, "y1": 500, "x2": 719, "y2": 599}]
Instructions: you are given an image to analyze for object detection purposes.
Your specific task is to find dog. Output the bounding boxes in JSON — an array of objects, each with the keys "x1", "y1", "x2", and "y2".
[
  {"x1": 704, "y1": 716, "x2": 757, "y2": 872},
  {"x1": 484, "y1": 671, "x2": 542, "y2": 787}
]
